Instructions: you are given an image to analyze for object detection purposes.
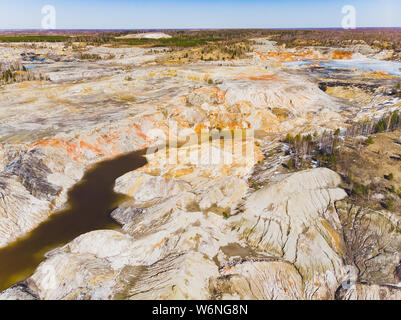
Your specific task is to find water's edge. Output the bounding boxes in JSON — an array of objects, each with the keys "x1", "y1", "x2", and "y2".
[{"x1": 0, "y1": 149, "x2": 148, "y2": 291}]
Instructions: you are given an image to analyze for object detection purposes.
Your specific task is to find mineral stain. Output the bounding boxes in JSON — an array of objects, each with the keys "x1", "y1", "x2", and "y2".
[{"x1": 0, "y1": 149, "x2": 148, "y2": 291}]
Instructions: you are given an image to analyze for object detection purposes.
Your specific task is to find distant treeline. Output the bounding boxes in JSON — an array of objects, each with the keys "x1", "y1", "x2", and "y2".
[
  {"x1": 0, "y1": 34, "x2": 221, "y2": 48},
  {"x1": 1, "y1": 29, "x2": 400, "y2": 49},
  {"x1": 269, "y1": 29, "x2": 401, "y2": 51},
  {"x1": 0, "y1": 35, "x2": 71, "y2": 42}
]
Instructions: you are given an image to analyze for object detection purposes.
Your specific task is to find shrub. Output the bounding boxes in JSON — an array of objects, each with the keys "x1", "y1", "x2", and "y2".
[
  {"x1": 286, "y1": 158, "x2": 295, "y2": 170},
  {"x1": 365, "y1": 136, "x2": 374, "y2": 144},
  {"x1": 305, "y1": 134, "x2": 313, "y2": 142},
  {"x1": 375, "y1": 119, "x2": 386, "y2": 133},
  {"x1": 390, "y1": 111, "x2": 400, "y2": 129},
  {"x1": 3, "y1": 69, "x2": 12, "y2": 82},
  {"x1": 79, "y1": 53, "x2": 102, "y2": 60},
  {"x1": 353, "y1": 183, "x2": 370, "y2": 197},
  {"x1": 284, "y1": 133, "x2": 294, "y2": 144}
]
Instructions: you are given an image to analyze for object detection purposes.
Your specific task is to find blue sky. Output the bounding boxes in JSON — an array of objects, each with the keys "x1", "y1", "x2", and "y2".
[{"x1": 0, "y1": 0, "x2": 400, "y2": 29}]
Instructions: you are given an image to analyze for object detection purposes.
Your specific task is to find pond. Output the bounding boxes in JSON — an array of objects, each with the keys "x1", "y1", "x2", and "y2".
[
  {"x1": 0, "y1": 149, "x2": 148, "y2": 291},
  {"x1": 320, "y1": 59, "x2": 401, "y2": 76},
  {"x1": 24, "y1": 65, "x2": 40, "y2": 70},
  {"x1": 284, "y1": 58, "x2": 401, "y2": 76}
]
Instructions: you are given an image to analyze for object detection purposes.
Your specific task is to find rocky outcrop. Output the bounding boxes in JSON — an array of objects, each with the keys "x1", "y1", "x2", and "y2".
[
  {"x1": 195, "y1": 176, "x2": 248, "y2": 213},
  {"x1": 0, "y1": 115, "x2": 161, "y2": 248},
  {"x1": 5, "y1": 168, "x2": 355, "y2": 300},
  {"x1": 26, "y1": 249, "x2": 118, "y2": 300},
  {"x1": 0, "y1": 145, "x2": 85, "y2": 247},
  {"x1": 0, "y1": 283, "x2": 38, "y2": 300},
  {"x1": 119, "y1": 252, "x2": 218, "y2": 300},
  {"x1": 0, "y1": 175, "x2": 50, "y2": 247},
  {"x1": 1, "y1": 39, "x2": 399, "y2": 300},
  {"x1": 336, "y1": 201, "x2": 401, "y2": 286},
  {"x1": 4, "y1": 149, "x2": 61, "y2": 201},
  {"x1": 229, "y1": 168, "x2": 348, "y2": 299},
  {"x1": 210, "y1": 258, "x2": 305, "y2": 300},
  {"x1": 336, "y1": 283, "x2": 401, "y2": 300},
  {"x1": 0, "y1": 41, "x2": 346, "y2": 249},
  {"x1": 114, "y1": 171, "x2": 191, "y2": 204}
]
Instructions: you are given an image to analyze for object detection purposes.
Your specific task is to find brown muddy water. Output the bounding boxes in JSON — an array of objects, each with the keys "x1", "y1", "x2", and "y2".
[{"x1": 0, "y1": 150, "x2": 148, "y2": 292}]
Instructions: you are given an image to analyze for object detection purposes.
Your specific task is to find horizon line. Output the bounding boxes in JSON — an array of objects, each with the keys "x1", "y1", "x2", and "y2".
[{"x1": 1, "y1": 27, "x2": 401, "y2": 32}]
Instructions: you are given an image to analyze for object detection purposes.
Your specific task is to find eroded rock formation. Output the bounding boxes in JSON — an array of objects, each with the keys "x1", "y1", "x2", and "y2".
[{"x1": 0, "y1": 37, "x2": 400, "y2": 300}]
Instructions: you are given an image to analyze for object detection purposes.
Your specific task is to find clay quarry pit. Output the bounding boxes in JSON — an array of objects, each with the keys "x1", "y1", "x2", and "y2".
[{"x1": 0, "y1": 29, "x2": 400, "y2": 300}]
